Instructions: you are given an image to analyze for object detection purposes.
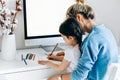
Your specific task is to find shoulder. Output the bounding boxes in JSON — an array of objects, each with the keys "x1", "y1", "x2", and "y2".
[
  {"x1": 82, "y1": 25, "x2": 110, "y2": 46},
  {"x1": 67, "y1": 45, "x2": 80, "y2": 54},
  {"x1": 65, "y1": 46, "x2": 73, "y2": 53},
  {"x1": 64, "y1": 47, "x2": 74, "y2": 57},
  {"x1": 82, "y1": 34, "x2": 101, "y2": 48}
]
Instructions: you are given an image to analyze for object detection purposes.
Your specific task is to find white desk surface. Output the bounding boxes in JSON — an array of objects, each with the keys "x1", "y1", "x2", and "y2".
[
  {"x1": 0, "y1": 48, "x2": 60, "y2": 75},
  {"x1": 0, "y1": 46, "x2": 119, "y2": 75}
]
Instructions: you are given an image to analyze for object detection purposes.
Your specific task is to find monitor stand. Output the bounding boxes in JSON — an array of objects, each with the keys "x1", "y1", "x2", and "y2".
[{"x1": 40, "y1": 45, "x2": 64, "y2": 52}]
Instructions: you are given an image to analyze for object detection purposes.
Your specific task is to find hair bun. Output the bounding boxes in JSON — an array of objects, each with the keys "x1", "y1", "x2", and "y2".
[{"x1": 76, "y1": 0, "x2": 85, "y2": 4}]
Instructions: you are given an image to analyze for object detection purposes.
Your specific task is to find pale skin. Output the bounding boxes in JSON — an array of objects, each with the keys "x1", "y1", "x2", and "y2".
[
  {"x1": 38, "y1": 59, "x2": 70, "y2": 72},
  {"x1": 38, "y1": 34, "x2": 78, "y2": 73},
  {"x1": 47, "y1": 53, "x2": 64, "y2": 61},
  {"x1": 47, "y1": 13, "x2": 97, "y2": 80},
  {"x1": 47, "y1": 51, "x2": 65, "y2": 61}
]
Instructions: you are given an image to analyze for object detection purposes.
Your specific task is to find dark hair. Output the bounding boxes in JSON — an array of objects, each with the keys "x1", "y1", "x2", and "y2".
[
  {"x1": 66, "y1": 3, "x2": 95, "y2": 19},
  {"x1": 59, "y1": 18, "x2": 84, "y2": 47}
]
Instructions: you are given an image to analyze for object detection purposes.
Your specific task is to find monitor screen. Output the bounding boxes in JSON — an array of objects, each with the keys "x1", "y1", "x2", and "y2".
[{"x1": 23, "y1": 0, "x2": 75, "y2": 46}]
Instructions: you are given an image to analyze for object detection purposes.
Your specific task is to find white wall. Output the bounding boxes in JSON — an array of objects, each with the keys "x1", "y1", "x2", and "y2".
[
  {"x1": 86, "y1": 0, "x2": 120, "y2": 47},
  {"x1": 0, "y1": 0, "x2": 120, "y2": 50}
]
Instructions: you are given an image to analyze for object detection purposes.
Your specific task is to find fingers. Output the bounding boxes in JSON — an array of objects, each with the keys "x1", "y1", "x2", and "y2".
[
  {"x1": 48, "y1": 53, "x2": 52, "y2": 56},
  {"x1": 38, "y1": 60, "x2": 46, "y2": 65},
  {"x1": 56, "y1": 52, "x2": 64, "y2": 56},
  {"x1": 47, "y1": 55, "x2": 54, "y2": 60}
]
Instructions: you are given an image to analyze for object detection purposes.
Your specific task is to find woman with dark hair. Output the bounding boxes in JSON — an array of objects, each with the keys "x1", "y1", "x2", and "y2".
[{"x1": 48, "y1": 0, "x2": 118, "y2": 80}]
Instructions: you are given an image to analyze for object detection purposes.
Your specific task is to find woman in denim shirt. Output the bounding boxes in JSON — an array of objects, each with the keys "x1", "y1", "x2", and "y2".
[{"x1": 48, "y1": 0, "x2": 118, "y2": 80}]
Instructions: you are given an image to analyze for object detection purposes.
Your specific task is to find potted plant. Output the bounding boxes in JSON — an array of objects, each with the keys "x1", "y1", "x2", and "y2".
[{"x1": 0, "y1": 0, "x2": 22, "y2": 61}]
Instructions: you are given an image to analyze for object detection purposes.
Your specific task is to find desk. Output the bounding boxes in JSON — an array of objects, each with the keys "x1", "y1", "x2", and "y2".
[
  {"x1": 0, "y1": 48, "x2": 63, "y2": 80},
  {"x1": 0, "y1": 47, "x2": 119, "y2": 80}
]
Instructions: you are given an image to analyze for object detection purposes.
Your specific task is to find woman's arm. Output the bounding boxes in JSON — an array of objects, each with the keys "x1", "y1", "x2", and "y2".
[{"x1": 38, "y1": 59, "x2": 70, "y2": 72}]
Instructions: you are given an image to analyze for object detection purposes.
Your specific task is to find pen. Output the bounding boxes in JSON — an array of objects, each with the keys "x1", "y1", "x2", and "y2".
[
  {"x1": 50, "y1": 43, "x2": 58, "y2": 55},
  {"x1": 26, "y1": 53, "x2": 29, "y2": 59},
  {"x1": 33, "y1": 54, "x2": 36, "y2": 61},
  {"x1": 23, "y1": 59, "x2": 27, "y2": 65},
  {"x1": 21, "y1": 54, "x2": 24, "y2": 61},
  {"x1": 29, "y1": 54, "x2": 33, "y2": 60}
]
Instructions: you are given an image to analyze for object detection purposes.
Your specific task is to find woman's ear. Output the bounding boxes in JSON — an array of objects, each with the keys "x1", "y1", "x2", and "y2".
[
  {"x1": 76, "y1": 14, "x2": 84, "y2": 22},
  {"x1": 76, "y1": 14, "x2": 85, "y2": 29}
]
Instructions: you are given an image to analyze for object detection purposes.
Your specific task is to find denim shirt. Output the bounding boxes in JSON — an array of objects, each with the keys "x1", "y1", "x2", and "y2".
[{"x1": 71, "y1": 24, "x2": 118, "y2": 80}]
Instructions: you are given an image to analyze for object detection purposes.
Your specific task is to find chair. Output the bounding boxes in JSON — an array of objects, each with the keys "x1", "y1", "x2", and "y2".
[{"x1": 104, "y1": 63, "x2": 120, "y2": 80}]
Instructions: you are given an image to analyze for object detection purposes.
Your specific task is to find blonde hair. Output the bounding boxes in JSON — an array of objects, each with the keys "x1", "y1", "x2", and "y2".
[
  {"x1": 75, "y1": 0, "x2": 85, "y2": 4},
  {"x1": 66, "y1": 1, "x2": 94, "y2": 19}
]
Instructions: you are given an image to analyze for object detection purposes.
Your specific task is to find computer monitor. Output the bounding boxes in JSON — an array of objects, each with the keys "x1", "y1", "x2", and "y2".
[{"x1": 23, "y1": 0, "x2": 75, "y2": 47}]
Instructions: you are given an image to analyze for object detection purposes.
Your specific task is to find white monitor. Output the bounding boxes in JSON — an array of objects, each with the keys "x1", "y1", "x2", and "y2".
[{"x1": 23, "y1": 0, "x2": 75, "y2": 47}]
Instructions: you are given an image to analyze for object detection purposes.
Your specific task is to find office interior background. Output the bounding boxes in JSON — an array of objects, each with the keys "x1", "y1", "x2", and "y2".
[{"x1": 0, "y1": 0, "x2": 120, "y2": 52}]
